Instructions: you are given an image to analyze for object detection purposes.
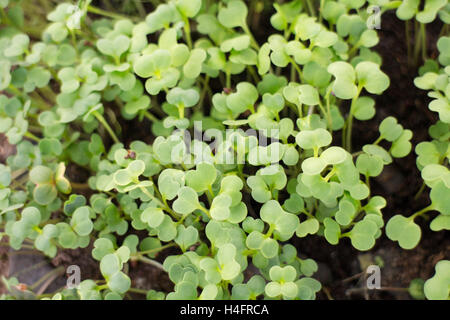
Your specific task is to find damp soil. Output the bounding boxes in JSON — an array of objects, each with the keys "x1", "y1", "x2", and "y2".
[{"x1": 1, "y1": 7, "x2": 449, "y2": 299}]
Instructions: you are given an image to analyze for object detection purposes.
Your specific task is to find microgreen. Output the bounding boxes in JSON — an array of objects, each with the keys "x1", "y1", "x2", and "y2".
[{"x1": 0, "y1": 0, "x2": 447, "y2": 302}]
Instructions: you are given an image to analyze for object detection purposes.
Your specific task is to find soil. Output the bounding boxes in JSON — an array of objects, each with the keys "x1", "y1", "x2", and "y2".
[{"x1": 0, "y1": 5, "x2": 449, "y2": 300}]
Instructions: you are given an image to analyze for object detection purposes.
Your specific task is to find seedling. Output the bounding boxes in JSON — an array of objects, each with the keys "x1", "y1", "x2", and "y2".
[{"x1": 0, "y1": 0, "x2": 447, "y2": 301}]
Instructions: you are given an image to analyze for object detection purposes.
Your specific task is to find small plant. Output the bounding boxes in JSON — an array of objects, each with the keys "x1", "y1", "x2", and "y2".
[
  {"x1": 408, "y1": 259, "x2": 450, "y2": 300},
  {"x1": 0, "y1": 0, "x2": 448, "y2": 301}
]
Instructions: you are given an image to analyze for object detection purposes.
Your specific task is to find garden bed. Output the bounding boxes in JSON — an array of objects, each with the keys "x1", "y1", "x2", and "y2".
[{"x1": 0, "y1": 0, "x2": 448, "y2": 300}]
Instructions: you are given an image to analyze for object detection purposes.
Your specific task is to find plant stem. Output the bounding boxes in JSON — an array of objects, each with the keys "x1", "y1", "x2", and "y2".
[
  {"x1": 317, "y1": 100, "x2": 328, "y2": 124},
  {"x1": 92, "y1": 111, "x2": 120, "y2": 144},
  {"x1": 7, "y1": 84, "x2": 22, "y2": 96},
  {"x1": 413, "y1": 21, "x2": 422, "y2": 65},
  {"x1": 319, "y1": 0, "x2": 325, "y2": 22},
  {"x1": 413, "y1": 182, "x2": 426, "y2": 200},
  {"x1": 38, "y1": 86, "x2": 56, "y2": 104},
  {"x1": 198, "y1": 75, "x2": 210, "y2": 109},
  {"x1": 247, "y1": 65, "x2": 260, "y2": 83},
  {"x1": 373, "y1": 136, "x2": 383, "y2": 145},
  {"x1": 133, "y1": 0, "x2": 146, "y2": 18},
  {"x1": 29, "y1": 266, "x2": 65, "y2": 291},
  {"x1": 325, "y1": 87, "x2": 333, "y2": 130},
  {"x1": 242, "y1": 23, "x2": 260, "y2": 50},
  {"x1": 133, "y1": 243, "x2": 176, "y2": 257},
  {"x1": 288, "y1": 57, "x2": 303, "y2": 82},
  {"x1": 24, "y1": 131, "x2": 41, "y2": 143},
  {"x1": 265, "y1": 224, "x2": 275, "y2": 238},
  {"x1": 420, "y1": 23, "x2": 426, "y2": 61},
  {"x1": 96, "y1": 284, "x2": 108, "y2": 291},
  {"x1": 305, "y1": 0, "x2": 316, "y2": 17},
  {"x1": 135, "y1": 256, "x2": 165, "y2": 271},
  {"x1": 144, "y1": 110, "x2": 159, "y2": 122},
  {"x1": 439, "y1": 24, "x2": 449, "y2": 38},
  {"x1": 0, "y1": 7, "x2": 11, "y2": 25},
  {"x1": 297, "y1": 103, "x2": 303, "y2": 117},
  {"x1": 70, "y1": 29, "x2": 79, "y2": 58},
  {"x1": 0, "y1": 243, "x2": 34, "y2": 250},
  {"x1": 409, "y1": 204, "x2": 435, "y2": 221},
  {"x1": 345, "y1": 85, "x2": 363, "y2": 152},
  {"x1": 182, "y1": 16, "x2": 192, "y2": 49},
  {"x1": 139, "y1": 186, "x2": 179, "y2": 219},
  {"x1": 87, "y1": 5, "x2": 136, "y2": 21},
  {"x1": 323, "y1": 167, "x2": 337, "y2": 182},
  {"x1": 11, "y1": 261, "x2": 48, "y2": 278},
  {"x1": 405, "y1": 20, "x2": 411, "y2": 66},
  {"x1": 197, "y1": 204, "x2": 211, "y2": 219}
]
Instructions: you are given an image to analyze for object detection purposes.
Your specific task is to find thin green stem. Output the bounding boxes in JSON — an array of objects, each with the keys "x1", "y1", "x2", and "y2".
[
  {"x1": 420, "y1": 23, "x2": 426, "y2": 61},
  {"x1": 87, "y1": 5, "x2": 136, "y2": 21},
  {"x1": 38, "y1": 86, "x2": 57, "y2": 104},
  {"x1": 182, "y1": 16, "x2": 192, "y2": 49},
  {"x1": 409, "y1": 204, "x2": 435, "y2": 221},
  {"x1": 7, "y1": 84, "x2": 22, "y2": 96},
  {"x1": 317, "y1": 100, "x2": 328, "y2": 124},
  {"x1": 288, "y1": 58, "x2": 303, "y2": 82},
  {"x1": 24, "y1": 131, "x2": 41, "y2": 143},
  {"x1": 139, "y1": 186, "x2": 179, "y2": 219},
  {"x1": 96, "y1": 284, "x2": 108, "y2": 291},
  {"x1": 323, "y1": 167, "x2": 337, "y2": 182},
  {"x1": 319, "y1": 0, "x2": 325, "y2": 23},
  {"x1": 345, "y1": 85, "x2": 363, "y2": 152},
  {"x1": 197, "y1": 204, "x2": 211, "y2": 219},
  {"x1": 70, "y1": 29, "x2": 79, "y2": 58},
  {"x1": 144, "y1": 111, "x2": 159, "y2": 122},
  {"x1": 11, "y1": 261, "x2": 48, "y2": 278},
  {"x1": 135, "y1": 256, "x2": 165, "y2": 271},
  {"x1": 413, "y1": 182, "x2": 426, "y2": 200},
  {"x1": 413, "y1": 21, "x2": 422, "y2": 65},
  {"x1": 297, "y1": 103, "x2": 303, "y2": 117},
  {"x1": 133, "y1": 0, "x2": 146, "y2": 18},
  {"x1": 242, "y1": 23, "x2": 260, "y2": 50},
  {"x1": 247, "y1": 66, "x2": 260, "y2": 83},
  {"x1": 0, "y1": 7, "x2": 11, "y2": 25},
  {"x1": 29, "y1": 266, "x2": 65, "y2": 291},
  {"x1": 405, "y1": 20, "x2": 411, "y2": 66},
  {"x1": 373, "y1": 136, "x2": 383, "y2": 145},
  {"x1": 198, "y1": 75, "x2": 211, "y2": 109},
  {"x1": 265, "y1": 224, "x2": 275, "y2": 238},
  {"x1": 348, "y1": 42, "x2": 361, "y2": 57},
  {"x1": 305, "y1": 0, "x2": 316, "y2": 17},
  {"x1": 92, "y1": 111, "x2": 120, "y2": 144},
  {"x1": 133, "y1": 243, "x2": 176, "y2": 257},
  {"x1": 439, "y1": 24, "x2": 449, "y2": 38}
]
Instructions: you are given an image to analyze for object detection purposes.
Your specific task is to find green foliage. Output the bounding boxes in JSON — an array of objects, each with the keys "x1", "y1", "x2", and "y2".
[
  {"x1": 0, "y1": 0, "x2": 445, "y2": 302},
  {"x1": 424, "y1": 260, "x2": 450, "y2": 300},
  {"x1": 385, "y1": 34, "x2": 450, "y2": 252}
]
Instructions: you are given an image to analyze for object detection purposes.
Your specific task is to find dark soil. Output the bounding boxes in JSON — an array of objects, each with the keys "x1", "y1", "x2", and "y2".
[{"x1": 0, "y1": 5, "x2": 449, "y2": 300}]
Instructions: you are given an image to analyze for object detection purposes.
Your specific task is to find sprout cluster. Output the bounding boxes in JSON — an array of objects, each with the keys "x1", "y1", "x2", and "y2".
[{"x1": 0, "y1": 0, "x2": 448, "y2": 300}]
